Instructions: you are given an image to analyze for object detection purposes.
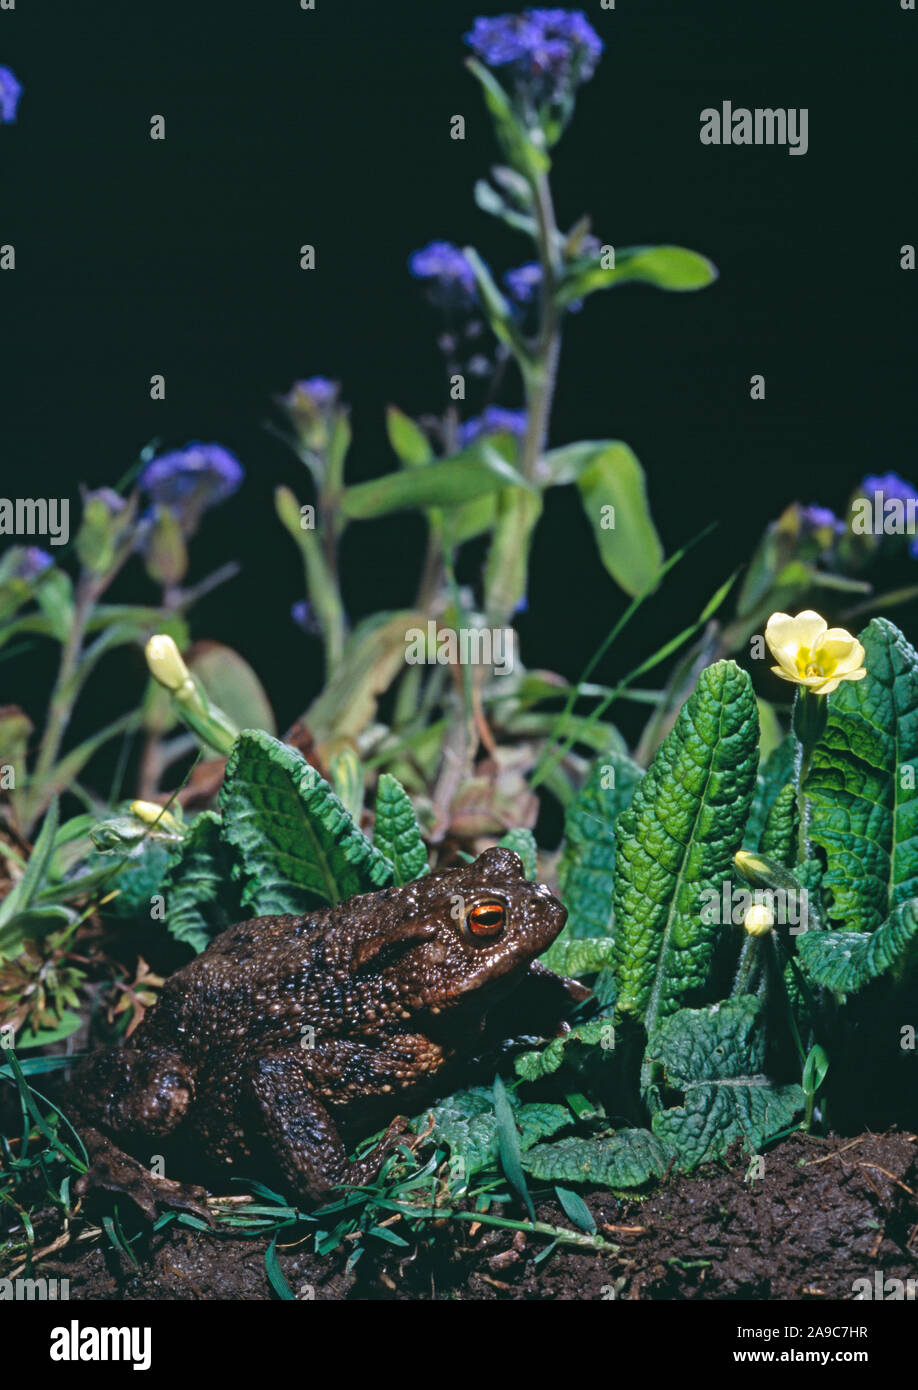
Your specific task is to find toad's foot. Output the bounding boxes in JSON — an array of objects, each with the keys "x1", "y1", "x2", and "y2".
[{"x1": 73, "y1": 1127, "x2": 213, "y2": 1225}]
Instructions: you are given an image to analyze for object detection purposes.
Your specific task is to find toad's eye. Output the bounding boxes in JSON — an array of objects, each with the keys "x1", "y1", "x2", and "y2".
[{"x1": 466, "y1": 901, "x2": 506, "y2": 938}]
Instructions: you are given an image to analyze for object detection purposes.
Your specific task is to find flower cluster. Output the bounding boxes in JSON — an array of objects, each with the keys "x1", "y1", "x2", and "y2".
[
  {"x1": 465, "y1": 9, "x2": 603, "y2": 104},
  {"x1": 459, "y1": 406, "x2": 528, "y2": 446},
  {"x1": 860, "y1": 472, "x2": 918, "y2": 557},
  {"x1": 139, "y1": 443, "x2": 243, "y2": 537},
  {"x1": 0, "y1": 66, "x2": 22, "y2": 124},
  {"x1": 409, "y1": 241, "x2": 477, "y2": 310}
]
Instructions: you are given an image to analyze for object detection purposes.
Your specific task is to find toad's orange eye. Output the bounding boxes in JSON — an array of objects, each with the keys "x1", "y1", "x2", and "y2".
[{"x1": 467, "y1": 901, "x2": 506, "y2": 938}]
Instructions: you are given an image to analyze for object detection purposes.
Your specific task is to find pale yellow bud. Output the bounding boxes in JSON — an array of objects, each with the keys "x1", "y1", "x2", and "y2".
[
  {"x1": 129, "y1": 800, "x2": 180, "y2": 834},
  {"x1": 145, "y1": 634, "x2": 190, "y2": 693},
  {"x1": 744, "y1": 903, "x2": 775, "y2": 937}
]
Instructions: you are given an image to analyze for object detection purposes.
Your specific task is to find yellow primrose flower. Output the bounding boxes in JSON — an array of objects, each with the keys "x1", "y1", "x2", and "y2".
[{"x1": 764, "y1": 610, "x2": 867, "y2": 695}]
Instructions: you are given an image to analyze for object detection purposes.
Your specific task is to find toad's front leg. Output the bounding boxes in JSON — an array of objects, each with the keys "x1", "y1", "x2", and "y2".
[{"x1": 246, "y1": 1036, "x2": 441, "y2": 1205}]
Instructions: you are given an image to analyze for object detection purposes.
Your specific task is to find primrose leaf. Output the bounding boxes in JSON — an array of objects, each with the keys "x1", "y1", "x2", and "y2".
[
  {"x1": 645, "y1": 996, "x2": 804, "y2": 1169},
  {"x1": 612, "y1": 661, "x2": 759, "y2": 1034},
  {"x1": 539, "y1": 935, "x2": 617, "y2": 978},
  {"x1": 744, "y1": 733, "x2": 796, "y2": 852},
  {"x1": 523, "y1": 1130, "x2": 674, "y2": 1189},
  {"x1": 162, "y1": 811, "x2": 243, "y2": 952},
  {"x1": 760, "y1": 782, "x2": 799, "y2": 867},
  {"x1": 557, "y1": 748, "x2": 644, "y2": 939},
  {"x1": 797, "y1": 897, "x2": 918, "y2": 994},
  {"x1": 221, "y1": 730, "x2": 393, "y2": 914},
  {"x1": 373, "y1": 773, "x2": 429, "y2": 885},
  {"x1": 414, "y1": 1086, "x2": 569, "y2": 1179},
  {"x1": 100, "y1": 840, "x2": 174, "y2": 921},
  {"x1": 497, "y1": 827, "x2": 538, "y2": 880},
  {"x1": 804, "y1": 619, "x2": 918, "y2": 933},
  {"x1": 514, "y1": 1016, "x2": 615, "y2": 1082}
]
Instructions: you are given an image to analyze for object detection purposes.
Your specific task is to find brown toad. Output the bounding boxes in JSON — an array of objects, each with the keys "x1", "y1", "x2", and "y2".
[{"x1": 69, "y1": 847, "x2": 576, "y2": 1216}]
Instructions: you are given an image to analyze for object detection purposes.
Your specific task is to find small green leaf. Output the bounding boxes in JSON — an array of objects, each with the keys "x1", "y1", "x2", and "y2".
[
  {"x1": 221, "y1": 730, "x2": 393, "y2": 913},
  {"x1": 556, "y1": 244, "x2": 718, "y2": 309},
  {"x1": 414, "y1": 1086, "x2": 568, "y2": 1178},
  {"x1": 573, "y1": 443, "x2": 664, "y2": 598},
  {"x1": 514, "y1": 1017, "x2": 614, "y2": 1082},
  {"x1": 265, "y1": 1236, "x2": 296, "y2": 1300},
  {"x1": 373, "y1": 773, "x2": 428, "y2": 885},
  {"x1": 539, "y1": 936, "x2": 617, "y2": 978},
  {"x1": 797, "y1": 897, "x2": 918, "y2": 993},
  {"x1": 523, "y1": 1130, "x2": 674, "y2": 1188},
  {"x1": 186, "y1": 643, "x2": 276, "y2": 736},
  {"x1": 386, "y1": 407, "x2": 432, "y2": 467},
  {"x1": 497, "y1": 828, "x2": 538, "y2": 880},
  {"x1": 554, "y1": 1186, "x2": 596, "y2": 1233},
  {"x1": 744, "y1": 734, "x2": 796, "y2": 851},
  {"x1": 760, "y1": 781, "x2": 798, "y2": 866}
]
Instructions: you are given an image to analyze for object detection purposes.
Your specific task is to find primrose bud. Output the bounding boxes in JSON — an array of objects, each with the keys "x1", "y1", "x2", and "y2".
[
  {"x1": 145, "y1": 634, "x2": 192, "y2": 694},
  {"x1": 734, "y1": 850, "x2": 799, "y2": 894},
  {"x1": 744, "y1": 903, "x2": 775, "y2": 937},
  {"x1": 129, "y1": 800, "x2": 181, "y2": 835}
]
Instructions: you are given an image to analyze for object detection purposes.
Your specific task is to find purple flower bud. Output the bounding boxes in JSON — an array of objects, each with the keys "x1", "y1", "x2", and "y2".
[
  {"x1": 460, "y1": 406, "x2": 528, "y2": 446},
  {"x1": 285, "y1": 377, "x2": 339, "y2": 411},
  {"x1": 504, "y1": 261, "x2": 542, "y2": 303},
  {"x1": 0, "y1": 67, "x2": 22, "y2": 124},
  {"x1": 291, "y1": 599, "x2": 321, "y2": 636},
  {"x1": 409, "y1": 241, "x2": 477, "y2": 308},
  {"x1": 860, "y1": 473, "x2": 918, "y2": 507},
  {"x1": 139, "y1": 443, "x2": 243, "y2": 536},
  {"x1": 12, "y1": 547, "x2": 53, "y2": 581}
]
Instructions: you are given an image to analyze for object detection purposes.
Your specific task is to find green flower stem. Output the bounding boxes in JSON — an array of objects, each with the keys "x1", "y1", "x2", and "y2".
[
  {"x1": 732, "y1": 934, "x2": 763, "y2": 996},
  {"x1": 791, "y1": 687, "x2": 827, "y2": 865},
  {"x1": 762, "y1": 932, "x2": 807, "y2": 1071}
]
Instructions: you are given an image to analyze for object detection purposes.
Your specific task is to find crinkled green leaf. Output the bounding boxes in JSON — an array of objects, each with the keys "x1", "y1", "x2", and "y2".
[
  {"x1": 760, "y1": 781, "x2": 799, "y2": 866},
  {"x1": 744, "y1": 733, "x2": 795, "y2": 851},
  {"x1": 373, "y1": 773, "x2": 428, "y2": 885},
  {"x1": 102, "y1": 841, "x2": 174, "y2": 921},
  {"x1": 805, "y1": 619, "x2": 918, "y2": 933},
  {"x1": 797, "y1": 897, "x2": 918, "y2": 994},
  {"x1": 514, "y1": 1016, "x2": 615, "y2": 1081},
  {"x1": 646, "y1": 996, "x2": 804, "y2": 1169},
  {"x1": 557, "y1": 749, "x2": 643, "y2": 939},
  {"x1": 414, "y1": 1086, "x2": 569, "y2": 1178},
  {"x1": 540, "y1": 935, "x2": 617, "y2": 978},
  {"x1": 522, "y1": 1130, "x2": 674, "y2": 1188},
  {"x1": 498, "y1": 827, "x2": 538, "y2": 880},
  {"x1": 612, "y1": 661, "x2": 759, "y2": 1032},
  {"x1": 162, "y1": 811, "x2": 242, "y2": 952},
  {"x1": 221, "y1": 730, "x2": 393, "y2": 914}
]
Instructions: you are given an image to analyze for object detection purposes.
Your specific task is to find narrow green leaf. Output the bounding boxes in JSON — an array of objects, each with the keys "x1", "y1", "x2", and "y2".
[
  {"x1": 493, "y1": 1074, "x2": 535, "y2": 1222},
  {"x1": 337, "y1": 443, "x2": 530, "y2": 520},
  {"x1": 805, "y1": 619, "x2": 918, "y2": 932},
  {"x1": 554, "y1": 1186, "x2": 596, "y2": 1233},
  {"x1": 556, "y1": 244, "x2": 718, "y2": 309},
  {"x1": 373, "y1": 773, "x2": 428, "y2": 885},
  {"x1": 612, "y1": 662, "x2": 759, "y2": 1033},
  {"x1": 557, "y1": 749, "x2": 643, "y2": 938},
  {"x1": 386, "y1": 407, "x2": 433, "y2": 467}
]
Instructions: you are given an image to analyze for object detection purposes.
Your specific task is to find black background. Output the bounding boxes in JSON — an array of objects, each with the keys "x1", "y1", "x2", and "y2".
[{"x1": 1, "y1": 0, "x2": 916, "y2": 748}]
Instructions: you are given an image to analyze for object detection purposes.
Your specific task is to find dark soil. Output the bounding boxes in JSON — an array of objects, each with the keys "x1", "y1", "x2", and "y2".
[{"x1": 41, "y1": 1129, "x2": 918, "y2": 1301}]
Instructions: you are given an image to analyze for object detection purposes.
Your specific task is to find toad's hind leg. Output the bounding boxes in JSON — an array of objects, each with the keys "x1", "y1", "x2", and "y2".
[
  {"x1": 69, "y1": 1044, "x2": 211, "y2": 1222},
  {"x1": 246, "y1": 1049, "x2": 410, "y2": 1205}
]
